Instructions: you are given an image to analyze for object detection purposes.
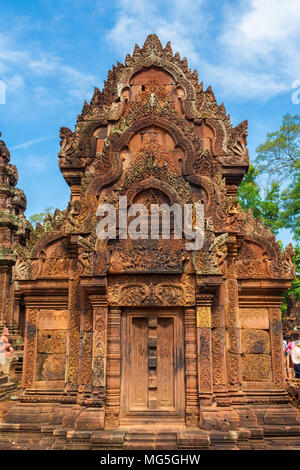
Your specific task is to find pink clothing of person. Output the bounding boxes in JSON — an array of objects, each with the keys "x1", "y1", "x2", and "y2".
[{"x1": 284, "y1": 341, "x2": 296, "y2": 355}]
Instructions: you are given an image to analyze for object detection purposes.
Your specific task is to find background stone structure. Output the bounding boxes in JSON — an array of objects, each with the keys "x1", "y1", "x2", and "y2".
[
  {"x1": 0, "y1": 35, "x2": 299, "y2": 450},
  {"x1": 283, "y1": 296, "x2": 300, "y2": 340}
]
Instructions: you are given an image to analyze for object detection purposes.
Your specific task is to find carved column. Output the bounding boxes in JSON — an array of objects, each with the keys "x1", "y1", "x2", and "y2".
[
  {"x1": 12, "y1": 292, "x2": 22, "y2": 333},
  {"x1": 269, "y1": 307, "x2": 286, "y2": 389},
  {"x1": 211, "y1": 285, "x2": 229, "y2": 402},
  {"x1": 0, "y1": 264, "x2": 13, "y2": 328},
  {"x1": 65, "y1": 261, "x2": 81, "y2": 393},
  {"x1": 225, "y1": 238, "x2": 242, "y2": 391},
  {"x1": 22, "y1": 301, "x2": 38, "y2": 388},
  {"x1": 89, "y1": 295, "x2": 108, "y2": 404},
  {"x1": 77, "y1": 303, "x2": 93, "y2": 401},
  {"x1": 105, "y1": 306, "x2": 121, "y2": 428},
  {"x1": 74, "y1": 295, "x2": 108, "y2": 431},
  {"x1": 184, "y1": 307, "x2": 199, "y2": 426},
  {"x1": 197, "y1": 295, "x2": 213, "y2": 406}
]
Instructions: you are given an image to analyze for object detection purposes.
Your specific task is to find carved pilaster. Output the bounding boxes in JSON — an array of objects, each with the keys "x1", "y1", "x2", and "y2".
[
  {"x1": 105, "y1": 306, "x2": 121, "y2": 428},
  {"x1": 22, "y1": 306, "x2": 38, "y2": 388},
  {"x1": 0, "y1": 264, "x2": 13, "y2": 327},
  {"x1": 78, "y1": 304, "x2": 93, "y2": 402},
  {"x1": 197, "y1": 295, "x2": 213, "y2": 406},
  {"x1": 184, "y1": 307, "x2": 199, "y2": 426},
  {"x1": 225, "y1": 240, "x2": 242, "y2": 390},
  {"x1": 270, "y1": 307, "x2": 285, "y2": 389},
  {"x1": 65, "y1": 262, "x2": 80, "y2": 393},
  {"x1": 211, "y1": 285, "x2": 228, "y2": 394},
  {"x1": 89, "y1": 295, "x2": 108, "y2": 406}
]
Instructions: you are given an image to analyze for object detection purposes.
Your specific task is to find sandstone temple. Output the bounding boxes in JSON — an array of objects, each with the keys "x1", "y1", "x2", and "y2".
[{"x1": 0, "y1": 35, "x2": 299, "y2": 450}]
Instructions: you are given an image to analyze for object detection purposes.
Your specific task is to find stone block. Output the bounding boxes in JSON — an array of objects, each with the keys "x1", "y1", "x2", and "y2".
[
  {"x1": 38, "y1": 310, "x2": 68, "y2": 330},
  {"x1": 37, "y1": 330, "x2": 67, "y2": 354},
  {"x1": 200, "y1": 409, "x2": 240, "y2": 431},
  {"x1": 240, "y1": 308, "x2": 269, "y2": 329},
  {"x1": 36, "y1": 353, "x2": 66, "y2": 381},
  {"x1": 75, "y1": 408, "x2": 105, "y2": 430},
  {"x1": 242, "y1": 354, "x2": 272, "y2": 382},
  {"x1": 241, "y1": 329, "x2": 271, "y2": 354}
]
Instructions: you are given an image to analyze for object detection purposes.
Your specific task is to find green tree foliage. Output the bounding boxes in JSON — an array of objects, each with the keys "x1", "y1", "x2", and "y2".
[
  {"x1": 237, "y1": 165, "x2": 282, "y2": 234},
  {"x1": 237, "y1": 165, "x2": 262, "y2": 218},
  {"x1": 255, "y1": 113, "x2": 300, "y2": 184},
  {"x1": 281, "y1": 246, "x2": 300, "y2": 315},
  {"x1": 238, "y1": 113, "x2": 300, "y2": 316},
  {"x1": 28, "y1": 206, "x2": 54, "y2": 228},
  {"x1": 281, "y1": 162, "x2": 300, "y2": 242}
]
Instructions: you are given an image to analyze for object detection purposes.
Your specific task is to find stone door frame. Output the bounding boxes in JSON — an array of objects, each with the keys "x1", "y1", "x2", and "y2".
[{"x1": 105, "y1": 304, "x2": 199, "y2": 428}]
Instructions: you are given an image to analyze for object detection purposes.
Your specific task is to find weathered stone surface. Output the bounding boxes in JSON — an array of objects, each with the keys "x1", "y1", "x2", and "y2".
[
  {"x1": 242, "y1": 354, "x2": 272, "y2": 382},
  {"x1": 36, "y1": 353, "x2": 66, "y2": 381},
  {"x1": 241, "y1": 329, "x2": 271, "y2": 354},
  {"x1": 240, "y1": 308, "x2": 269, "y2": 330},
  {"x1": 37, "y1": 330, "x2": 67, "y2": 354},
  {"x1": 38, "y1": 310, "x2": 68, "y2": 330}
]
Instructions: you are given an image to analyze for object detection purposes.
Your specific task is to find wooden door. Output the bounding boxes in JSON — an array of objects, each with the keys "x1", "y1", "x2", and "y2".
[{"x1": 120, "y1": 308, "x2": 185, "y2": 423}]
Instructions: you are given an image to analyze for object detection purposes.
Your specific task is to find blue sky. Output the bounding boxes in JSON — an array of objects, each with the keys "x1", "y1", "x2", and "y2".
[{"x1": 0, "y1": 0, "x2": 299, "y2": 244}]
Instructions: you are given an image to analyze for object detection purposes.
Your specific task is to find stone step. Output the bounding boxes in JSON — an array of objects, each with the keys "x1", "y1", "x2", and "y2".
[
  {"x1": 124, "y1": 430, "x2": 178, "y2": 449},
  {"x1": 0, "y1": 375, "x2": 9, "y2": 385},
  {"x1": 0, "y1": 382, "x2": 17, "y2": 400}
]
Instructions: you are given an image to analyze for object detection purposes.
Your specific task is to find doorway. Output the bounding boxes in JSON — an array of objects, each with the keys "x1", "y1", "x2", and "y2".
[{"x1": 120, "y1": 308, "x2": 185, "y2": 424}]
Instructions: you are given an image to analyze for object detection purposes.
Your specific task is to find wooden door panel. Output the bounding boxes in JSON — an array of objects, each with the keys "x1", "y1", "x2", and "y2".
[
  {"x1": 121, "y1": 308, "x2": 184, "y2": 422},
  {"x1": 157, "y1": 317, "x2": 175, "y2": 409},
  {"x1": 129, "y1": 317, "x2": 148, "y2": 410}
]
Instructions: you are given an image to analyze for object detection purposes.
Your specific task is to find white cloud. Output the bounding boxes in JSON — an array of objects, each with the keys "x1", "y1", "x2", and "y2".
[
  {"x1": 215, "y1": 0, "x2": 300, "y2": 98},
  {"x1": 0, "y1": 30, "x2": 97, "y2": 107},
  {"x1": 11, "y1": 136, "x2": 55, "y2": 151},
  {"x1": 106, "y1": 0, "x2": 206, "y2": 64},
  {"x1": 106, "y1": 0, "x2": 300, "y2": 101},
  {"x1": 223, "y1": 0, "x2": 300, "y2": 50},
  {"x1": 202, "y1": 62, "x2": 289, "y2": 100}
]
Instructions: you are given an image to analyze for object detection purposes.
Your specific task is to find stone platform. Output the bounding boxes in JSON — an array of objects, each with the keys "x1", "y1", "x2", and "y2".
[{"x1": 1, "y1": 400, "x2": 300, "y2": 450}]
